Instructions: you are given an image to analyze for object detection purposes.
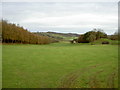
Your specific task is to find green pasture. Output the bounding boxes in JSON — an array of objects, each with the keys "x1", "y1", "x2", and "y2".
[{"x1": 2, "y1": 43, "x2": 118, "y2": 88}]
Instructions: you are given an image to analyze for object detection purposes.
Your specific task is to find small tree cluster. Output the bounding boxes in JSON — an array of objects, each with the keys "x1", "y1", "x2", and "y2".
[
  {"x1": 109, "y1": 31, "x2": 118, "y2": 40},
  {"x1": 2, "y1": 20, "x2": 53, "y2": 44},
  {"x1": 78, "y1": 29, "x2": 107, "y2": 43}
]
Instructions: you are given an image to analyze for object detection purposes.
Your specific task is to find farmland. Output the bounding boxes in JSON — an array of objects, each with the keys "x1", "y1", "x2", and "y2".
[{"x1": 2, "y1": 42, "x2": 118, "y2": 88}]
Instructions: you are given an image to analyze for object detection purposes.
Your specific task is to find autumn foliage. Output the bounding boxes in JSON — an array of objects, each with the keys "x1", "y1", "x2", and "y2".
[{"x1": 2, "y1": 20, "x2": 53, "y2": 44}]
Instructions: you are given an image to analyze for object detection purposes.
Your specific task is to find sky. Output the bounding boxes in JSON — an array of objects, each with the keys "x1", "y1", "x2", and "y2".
[{"x1": 2, "y1": 1, "x2": 118, "y2": 34}]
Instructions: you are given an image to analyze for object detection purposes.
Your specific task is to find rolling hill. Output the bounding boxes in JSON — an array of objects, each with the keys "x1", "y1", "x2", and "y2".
[{"x1": 33, "y1": 32, "x2": 80, "y2": 41}]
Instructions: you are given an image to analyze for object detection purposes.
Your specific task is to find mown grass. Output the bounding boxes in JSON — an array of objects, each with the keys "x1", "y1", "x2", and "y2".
[{"x1": 2, "y1": 43, "x2": 118, "y2": 88}]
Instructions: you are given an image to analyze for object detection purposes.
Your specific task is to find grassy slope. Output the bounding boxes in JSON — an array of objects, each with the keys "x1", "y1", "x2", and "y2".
[
  {"x1": 91, "y1": 38, "x2": 119, "y2": 45},
  {"x1": 35, "y1": 32, "x2": 78, "y2": 41},
  {"x1": 2, "y1": 43, "x2": 118, "y2": 88}
]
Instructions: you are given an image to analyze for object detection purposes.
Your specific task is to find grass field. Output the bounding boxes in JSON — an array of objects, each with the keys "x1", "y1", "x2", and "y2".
[{"x1": 2, "y1": 43, "x2": 118, "y2": 88}]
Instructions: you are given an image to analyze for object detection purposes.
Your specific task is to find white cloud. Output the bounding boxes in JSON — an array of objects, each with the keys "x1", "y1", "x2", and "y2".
[
  {"x1": 2, "y1": 2, "x2": 118, "y2": 34},
  {"x1": 22, "y1": 13, "x2": 117, "y2": 24},
  {"x1": 2, "y1": 0, "x2": 119, "y2": 2}
]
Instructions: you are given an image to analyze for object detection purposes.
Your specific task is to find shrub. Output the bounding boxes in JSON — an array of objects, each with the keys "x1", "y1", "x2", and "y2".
[
  {"x1": 78, "y1": 35, "x2": 86, "y2": 43},
  {"x1": 102, "y1": 41, "x2": 109, "y2": 44},
  {"x1": 109, "y1": 35, "x2": 118, "y2": 40},
  {"x1": 70, "y1": 39, "x2": 78, "y2": 44}
]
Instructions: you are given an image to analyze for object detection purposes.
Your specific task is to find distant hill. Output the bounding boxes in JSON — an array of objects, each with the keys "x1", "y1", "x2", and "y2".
[
  {"x1": 47, "y1": 32, "x2": 80, "y2": 37},
  {"x1": 33, "y1": 32, "x2": 80, "y2": 41}
]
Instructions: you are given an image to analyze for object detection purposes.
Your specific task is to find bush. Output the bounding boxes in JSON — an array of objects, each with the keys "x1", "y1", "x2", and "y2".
[
  {"x1": 78, "y1": 35, "x2": 87, "y2": 43},
  {"x1": 109, "y1": 35, "x2": 118, "y2": 40},
  {"x1": 102, "y1": 41, "x2": 109, "y2": 44},
  {"x1": 70, "y1": 39, "x2": 78, "y2": 44}
]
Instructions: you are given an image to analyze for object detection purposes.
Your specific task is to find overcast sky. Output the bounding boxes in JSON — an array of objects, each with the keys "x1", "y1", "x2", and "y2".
[{"x1": 2, "y1": 2, "x2": 118, "y2": 34}]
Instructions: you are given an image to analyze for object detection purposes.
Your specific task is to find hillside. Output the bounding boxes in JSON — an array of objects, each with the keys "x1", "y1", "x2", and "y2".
[
  {"x1": 34, "y1": 32, "x2": 80, "y2": 41},
  {"x1": 2, "y1": 20, "x2": 55, "y2": 44},
  {"x1": 91, "y1": 38, "x2": 119, "y2": 45}
]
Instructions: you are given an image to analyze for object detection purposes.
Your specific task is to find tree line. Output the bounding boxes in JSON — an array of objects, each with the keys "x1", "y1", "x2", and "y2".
[
  {"x1": 71, "y1": 29, "x2": 118, "y2": 43},
  {"x1": 109, "y1": 31, "x2": 119, "y2": 40},
  {"x1": 2, "y1": 20, "x2": 54, "y2": 44},
  {"x1": 77, "y1": 29, "x2": 107, "y2": 43}
]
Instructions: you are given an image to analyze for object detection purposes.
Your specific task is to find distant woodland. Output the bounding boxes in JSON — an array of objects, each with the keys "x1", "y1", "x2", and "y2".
[
  {"x1": 0, "y1": 20, "x2": 118, "y2": 44},
  {"x1": 70, "y1": 29, "x2": 118, "y2": 44},
  {"x1": 1, "y1": 20, "x2": 56, "y2": 44}
]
